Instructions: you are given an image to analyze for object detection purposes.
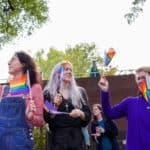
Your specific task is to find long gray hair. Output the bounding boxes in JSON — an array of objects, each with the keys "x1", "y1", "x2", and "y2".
[{"x1": 44, "y1": 61, "x2": 83, "y2": 108}]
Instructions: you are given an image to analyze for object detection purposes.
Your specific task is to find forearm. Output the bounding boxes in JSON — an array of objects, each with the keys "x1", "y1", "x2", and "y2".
[
  {"x1": 100, "y1": 90, "x2": 114, "y2": 119},
  {"x1": 29, "y1": 84, "x2": 44, "y2": 127},
  {"x1": 100, "y1": 90, "x2": 127, "y2": 119}
]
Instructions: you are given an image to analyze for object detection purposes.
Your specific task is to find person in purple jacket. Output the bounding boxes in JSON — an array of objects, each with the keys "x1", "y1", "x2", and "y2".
[{"x1": 98, "y1": 66, "x2": 150, "y2": 150}]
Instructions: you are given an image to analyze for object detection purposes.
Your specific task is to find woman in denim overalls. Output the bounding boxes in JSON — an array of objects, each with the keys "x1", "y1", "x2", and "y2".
[{"x1": 0, "y1": 51, "x2": 44, "y2": 150}]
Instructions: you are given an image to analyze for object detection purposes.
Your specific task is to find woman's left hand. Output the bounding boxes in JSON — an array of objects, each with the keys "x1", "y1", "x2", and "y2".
[
  {"x1": 27, "y1": 99, "x2": 36, "y2": 112},
  {"x1": 69, "y1": 109, "x2": 85, "y2": 120},
  {"x1": 26, "y1": 100, "x2": 36, "y2": 121}
]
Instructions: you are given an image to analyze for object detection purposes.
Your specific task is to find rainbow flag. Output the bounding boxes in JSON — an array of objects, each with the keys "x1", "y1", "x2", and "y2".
[
  {"x1": 10, "y1": 74, "x2": 29, "y2": 95},
  {"x1": 44, "y1": 100, "x2": 56, "y2": 112},
  {"x1": 58, "y1": 61, "x2": 71, "y2": 81},
  {"x1": 43, "y1": 100, "x2": 69, "y2": 115},
  {"x1": 104, "y1": 48, "x2": 116, "y2": 66},
  {"x1": 140, "y1": 80, "x2": 150, "y2": 105},
  {"x1": 58, "y1": 66, "x2": 65, "y2": 81}
]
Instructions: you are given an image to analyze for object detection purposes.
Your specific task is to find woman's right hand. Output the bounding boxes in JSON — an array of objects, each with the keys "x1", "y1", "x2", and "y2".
[
  {"x1": 53, "y1": 93, "x2": 62, "y2": 108},
  {"x1": 98, "y1": 76, "x2": 109, "y2": 92}
]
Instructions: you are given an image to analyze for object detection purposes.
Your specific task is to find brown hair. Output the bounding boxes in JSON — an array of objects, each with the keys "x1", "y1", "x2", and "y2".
[
  {"x1": 92, "y1": 103, "x2": 102, "y2": 111},
  {"x1": 15, "y1": 51, "x2": 41, "y2": 85},
  {"x1": 92, "y1": 103, "x2": 104, "y2": 121}
]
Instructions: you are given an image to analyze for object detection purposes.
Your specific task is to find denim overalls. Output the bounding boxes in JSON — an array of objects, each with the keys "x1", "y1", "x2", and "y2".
[{"x1": 0, "y1": 86, "x2": 34, "y2": 150}]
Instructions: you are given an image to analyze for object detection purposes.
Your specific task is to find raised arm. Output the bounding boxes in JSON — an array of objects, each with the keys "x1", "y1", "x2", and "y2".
[{"x1": 98, "y1": 76, "x2": 127, "y2": 119}]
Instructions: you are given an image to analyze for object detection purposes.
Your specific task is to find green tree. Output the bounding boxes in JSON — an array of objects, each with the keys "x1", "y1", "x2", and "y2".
[
  {"x1": 35, "y1": 48, "x2": 65, "y2": 80},
  {"x1": 125, "y1": 0, "x2": 146, "y2": 24},
  {"x1": 64, "y1": 43, "x2": 103, "y2": 78},
  {"x1": 100, "y1": 66, "x2": 117, "y2": 76},
  {"x1": 34, "y1": 43, "x2": 117, "y2": 80},
  {"x1": 0, "y1": 0, "x2": 49, "y2": 48}
]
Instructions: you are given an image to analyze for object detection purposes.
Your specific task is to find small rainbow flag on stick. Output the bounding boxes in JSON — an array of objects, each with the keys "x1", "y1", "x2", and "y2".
[
  {"x1": 10, "y1": 74, "x2": 29, "y2": 95},
  {"x1": 26, "y1": 70, "x2": 32, "y2": 99},
  {"x1": 104, "y1": 48, "x2": 116, "y2": 66},
  {"x1": 44, "y1": 100, "x2": 56, "y2": 113},
  {"x1": 140, "y1": 80, "x2": 150, "y2": 105},
  {"x1": 43, "y1": 100, "x2": 69, "y2": 115},
  {"x1": 57, "y1": 61, "x2": 70, "y2": 92},
  {"x1": 58, "y1": 61, "x2": 70, "y2": 81},
  {"x1": 58, "y1": 66, "x2": 65, "y2": 81}
]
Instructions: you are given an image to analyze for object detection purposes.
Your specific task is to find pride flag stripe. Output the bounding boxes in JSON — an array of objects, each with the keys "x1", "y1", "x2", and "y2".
[{"x1": 10, "y1": 74, "x2": 29, "y2": 95}]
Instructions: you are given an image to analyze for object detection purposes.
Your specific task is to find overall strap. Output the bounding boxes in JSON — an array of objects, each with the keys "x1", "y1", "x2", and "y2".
[{"x1": 2, "y1": 85, "x2": 10, "y2": 97}]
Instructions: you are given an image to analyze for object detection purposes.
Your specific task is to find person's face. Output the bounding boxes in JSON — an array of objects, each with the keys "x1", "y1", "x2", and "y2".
[
  {"x1": 8, "y1": 55, "x2": 24, "y2": 75},
  {"x1": 92, "y1": 106, "x2": 101, "y2": 117},
  {"x1": 135, "y1": 70, "x2": 149, "y2": 90},
  {"x1": 63, "y1": 63, "x2": 73, "y2": 82}
]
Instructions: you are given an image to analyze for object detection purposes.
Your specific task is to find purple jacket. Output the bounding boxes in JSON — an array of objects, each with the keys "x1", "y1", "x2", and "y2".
[{"x1": 100, "y1": 91, "x2": 150, "y2": 150}]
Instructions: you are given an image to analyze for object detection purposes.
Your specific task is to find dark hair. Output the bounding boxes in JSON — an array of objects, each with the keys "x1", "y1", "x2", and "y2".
[{"x1": 15, "y1": 51, "x2": 41, "y2": 85}]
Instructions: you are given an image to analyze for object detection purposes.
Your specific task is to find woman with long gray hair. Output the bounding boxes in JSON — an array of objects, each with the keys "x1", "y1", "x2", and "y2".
[{"x1": 43, "y1": 61, "x2": 91, "y2": 150}]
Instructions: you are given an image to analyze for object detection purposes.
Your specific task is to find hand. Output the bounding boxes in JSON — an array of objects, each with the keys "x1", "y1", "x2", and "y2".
[
  {"x1": 26, "y1": 100, "x2": 36, "y2": 121},
  {"x1": 28, "y1": 100, "x2": 36, "y2": 112},
  {"x1": 69, "y1": 109, "x2": 85, "y2": 119},
  {"x1": 98, "y1": 76, "x2": 109, "y2": 92},
  {"x1": 54, "y1": 93, "x2": 62, "y2": 107}
]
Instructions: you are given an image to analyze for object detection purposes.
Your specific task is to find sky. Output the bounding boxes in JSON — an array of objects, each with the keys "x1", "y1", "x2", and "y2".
[{"x1": 0, "y1": 0, "x2": 150, "y2": 82}]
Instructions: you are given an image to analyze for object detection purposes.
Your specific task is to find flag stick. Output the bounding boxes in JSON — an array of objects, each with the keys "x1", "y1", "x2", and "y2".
[{"x1": 27, "y1": 70, "x2": 32, "y2": 100}]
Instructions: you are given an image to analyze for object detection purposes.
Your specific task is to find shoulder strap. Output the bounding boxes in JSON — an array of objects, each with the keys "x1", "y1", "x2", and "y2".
[{"x1": 2, "y1": 85, "x2": 10, "y2": 98}]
